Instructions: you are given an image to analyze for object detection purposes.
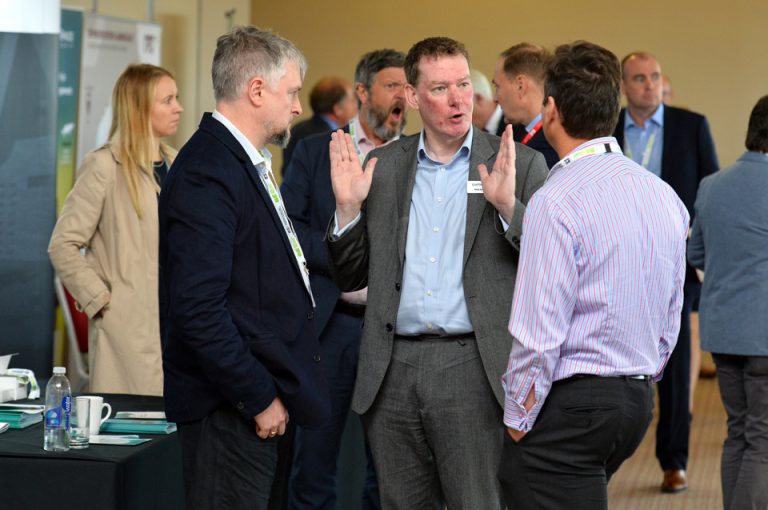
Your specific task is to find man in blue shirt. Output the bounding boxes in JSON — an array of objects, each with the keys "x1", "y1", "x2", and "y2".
[
  {"x1": 326, "y1": 36, "x2": 548, "y2": 509},
  {"x1": 614, "y1": 51, "x2": 719, "y2": 494}
]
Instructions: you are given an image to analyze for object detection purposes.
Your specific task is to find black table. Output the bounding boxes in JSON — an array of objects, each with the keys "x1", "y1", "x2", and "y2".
[{"x1": 0, "y1": 394, "x2": 185, "y2": 509}]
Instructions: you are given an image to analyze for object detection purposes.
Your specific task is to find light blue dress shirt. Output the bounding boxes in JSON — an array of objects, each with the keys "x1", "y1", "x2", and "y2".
[
  {"x1": 395, "y1": 129, "x2": 475, "y2": 335},
  {"x1": 624, "y1": 103, "x2": 664, "y2": 177}
]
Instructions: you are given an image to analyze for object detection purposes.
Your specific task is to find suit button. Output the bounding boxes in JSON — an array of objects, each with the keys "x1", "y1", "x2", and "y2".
[
  {"x1": 236, "y1": 402, "x2": 245, "y2": 410},
  {"x1": 385, "y1": 323, "x2": 393, "y2": 332},
  {"x1": 307, "y1": 311, "x2": 314, "y2": 320},
  {"x1": 313, "y1": 354, "x2": 321, "y2": 363},
  {"x1": 395, "y1": 283, "x2": 401, "y2": 291}
]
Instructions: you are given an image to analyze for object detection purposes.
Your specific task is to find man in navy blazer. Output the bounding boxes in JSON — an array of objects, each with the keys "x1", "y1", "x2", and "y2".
[
  {"x1": 614, "y1": 51, "x2": 719, "y2": 494},
  {"x1": 159, "y1": 27, "x2": 329, "y2": 510},
  {"x1": 280, "y1": 48, "x2": 407, "y2": 510},
  {"x1": 493, "y1": 43, "x2": 559, "y2": 169}
]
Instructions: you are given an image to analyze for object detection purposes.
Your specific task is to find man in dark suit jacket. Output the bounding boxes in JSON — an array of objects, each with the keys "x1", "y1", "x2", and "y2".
[
  {"x1": 327, "y1": 37, "x2": 548, "y2": 508},
  {"x1": 281, "y1": 77, "x2": 357, "y2": 176},
  {"x1": 614, "y1": 51, "x2": 719, "y2": 494},
  {"x1": 280, "y1": 48, "x2": 407, "y2": 510},
  {"x1": 159, "y1": 27, "x2": 329, "y2": 510},
  {"x1": 493, "y1": 43, "x2": 559, "y2": 168}
]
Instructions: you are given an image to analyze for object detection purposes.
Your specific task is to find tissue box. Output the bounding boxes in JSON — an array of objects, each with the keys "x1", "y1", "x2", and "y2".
[{"x1": 0, "y1": 376, "x2": 28, "y2": 403}]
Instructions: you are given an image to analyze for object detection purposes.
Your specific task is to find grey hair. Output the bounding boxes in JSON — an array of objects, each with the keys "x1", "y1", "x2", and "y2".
[
  {"x1": 470, "y1": 69, "x2": 492, "y2": 100},
  {"x1": 212, "y1": 25, "x2": 307, "y2": 102},
  {"x1": 353, "y1": 49, "x2": 405, "y2": 107}
]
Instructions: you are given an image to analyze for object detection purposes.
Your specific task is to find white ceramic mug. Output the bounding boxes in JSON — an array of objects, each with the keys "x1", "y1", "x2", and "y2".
[{"x1": 82, "y1": 396, "x2": 112, "y2": 435}]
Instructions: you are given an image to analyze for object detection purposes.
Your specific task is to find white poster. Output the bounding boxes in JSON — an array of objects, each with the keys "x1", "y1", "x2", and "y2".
[{"x1": 76, "y1": 14, "x2": 161, "y2": 166}]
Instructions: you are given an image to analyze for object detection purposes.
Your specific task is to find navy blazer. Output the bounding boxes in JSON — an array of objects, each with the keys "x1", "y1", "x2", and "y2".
[
  {"x1": 614, "y1": 105, "x2": 719, "y2": 291},
  {"x1": 511, "y1": 123, "x2": 558, "y2": 169},
  {"x1": 688, "y1": 151, "x2": 768, "y2": 356},
  {"x1": 159, "y1": 113, "x2": 330, "y2": 428},
  {"x1": 280, "y1": 128, "x2": 346, "y2": 335},
  {"x1": 281, "y1": 114, "x2": 333, "y2": 176}
]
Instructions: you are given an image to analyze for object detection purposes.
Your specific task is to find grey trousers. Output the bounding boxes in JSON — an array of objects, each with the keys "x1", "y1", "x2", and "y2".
[
  {"x1": 362, "y1": 336, "x2": 504, "y2": 510},
  {"x1": 713, "y1": 353, "x2": 768, "y2": 510}
]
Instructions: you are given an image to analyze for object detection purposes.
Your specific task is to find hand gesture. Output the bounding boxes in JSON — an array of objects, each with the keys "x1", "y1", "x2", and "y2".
[
  {"x1": 254, "y1": 397, "x2": 288, "y2": 439},
  {"x1": 329, "y1": 130, "x2": 377, "y2": 228},
  {"x1": 478, "y1": 125, "x2": 517, "y2": 224}
]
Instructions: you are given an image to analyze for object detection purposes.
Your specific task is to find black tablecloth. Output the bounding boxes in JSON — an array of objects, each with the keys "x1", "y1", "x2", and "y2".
[{"x1": 0, "y1": 394, "x2": 185, "y2": 509}]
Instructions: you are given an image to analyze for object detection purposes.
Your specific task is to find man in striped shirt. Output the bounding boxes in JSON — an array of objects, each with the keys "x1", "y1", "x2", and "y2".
[{"x1": 497, "y1": 41, "x2": 690, "y2": 510}]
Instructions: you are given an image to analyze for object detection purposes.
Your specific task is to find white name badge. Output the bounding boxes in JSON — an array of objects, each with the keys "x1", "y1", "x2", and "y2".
[{"x1": 467, "y1": 181, "x2": 483, "y2": 194}]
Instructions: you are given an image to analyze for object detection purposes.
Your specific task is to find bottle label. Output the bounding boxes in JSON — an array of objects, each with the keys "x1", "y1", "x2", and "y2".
[
  {"x1": 45, "y1": 408, "x2": 61, "y2": 428},
  {"x1": 62, "y1": 395, "x2": 71, "y2": 429}
]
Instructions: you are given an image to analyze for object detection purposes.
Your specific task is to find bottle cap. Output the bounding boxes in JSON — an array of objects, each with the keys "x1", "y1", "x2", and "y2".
[{"x1": 53, "y1": 366, "x2": 66, "y2": 374}]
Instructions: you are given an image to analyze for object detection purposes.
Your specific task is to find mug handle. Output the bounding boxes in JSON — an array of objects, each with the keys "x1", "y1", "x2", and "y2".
[{"x1": 100, "y1": 402, "x2": 112, "y2": 425}]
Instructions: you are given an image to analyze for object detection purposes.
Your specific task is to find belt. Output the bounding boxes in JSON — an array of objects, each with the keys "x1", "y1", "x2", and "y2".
[
  {"x1": 394, "y1": 332, "x2": 475, "y2": 341},
  {"x1": 556, "y1": 373, "x2": 651, "y2": 384},
  {"x1": 334, "y1": 300, "x2": 366, "y2": 317}
]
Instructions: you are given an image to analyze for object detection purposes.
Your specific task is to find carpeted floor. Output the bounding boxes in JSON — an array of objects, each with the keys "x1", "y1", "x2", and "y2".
[{"x1": 608, "y1": 376, "x2": 726, "y2": 509}]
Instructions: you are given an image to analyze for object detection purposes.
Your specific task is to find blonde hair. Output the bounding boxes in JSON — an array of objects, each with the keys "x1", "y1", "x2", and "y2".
[{"x1": 109, "y1": 63, "x2": 175, "y2": 218}]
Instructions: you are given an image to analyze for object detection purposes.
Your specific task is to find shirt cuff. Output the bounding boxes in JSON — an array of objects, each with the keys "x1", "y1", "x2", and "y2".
[{"x1": 331, "y1": 211, "x2": 362, "y2": 239}]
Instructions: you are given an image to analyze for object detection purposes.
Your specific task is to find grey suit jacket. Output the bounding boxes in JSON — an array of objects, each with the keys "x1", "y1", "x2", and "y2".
[
  {"x1": 688, "y1": 151, "x2": 768, "y2": 356},
  {"x1": 327, "y1": 129, "x2": 549, "y2": 413}
]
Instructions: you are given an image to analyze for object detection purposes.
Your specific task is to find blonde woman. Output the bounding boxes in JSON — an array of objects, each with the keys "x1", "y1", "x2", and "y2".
[{"x1": 49, "y1": 64, "x2": 182, "y2": 396}]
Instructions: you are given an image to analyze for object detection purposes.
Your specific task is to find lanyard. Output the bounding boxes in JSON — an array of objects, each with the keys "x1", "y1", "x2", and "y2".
[
  {"x1": 347, "y1": 122, "x2": 366, "y2": 164},
  {"x1": 559, "y1": 140, "x2": 623, "y2": 169},
  {"x1": 257, "y1": 151, "x2": 315, "y2": 307},
  {"x1": 520, "y1": 120, "x2": 542, "y2": 145},
  {"x1": 625, "y1": 128, "x2": 657, "y2": 169}
]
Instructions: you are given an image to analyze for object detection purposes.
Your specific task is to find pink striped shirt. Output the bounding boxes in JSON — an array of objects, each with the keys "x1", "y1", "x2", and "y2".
[{"x1": 502, "y1": 137, "x2": 689, "y2": 432}]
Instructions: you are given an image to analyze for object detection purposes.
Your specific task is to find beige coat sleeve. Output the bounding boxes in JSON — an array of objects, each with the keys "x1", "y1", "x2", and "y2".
[{"x1": 48, "y1": 150, "x2": 113, "y2": 318}]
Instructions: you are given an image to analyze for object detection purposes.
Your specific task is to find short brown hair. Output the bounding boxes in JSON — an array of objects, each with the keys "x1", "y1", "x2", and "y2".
[
  {"x1": 500, "y1": 43, "x2": 551, "y2": 85},
  {"x1": 746, "y1": 95, "x2": 768, "y2": 152},
  {"x1": 309, "y1": 77, "x2": 350, "y2": 115},
  {"x1": 404, "y1": 37, "x2": 469, "y2": 86},
  {"x1": 544, "y1": 41, "x2": 621, "y2": 139}
]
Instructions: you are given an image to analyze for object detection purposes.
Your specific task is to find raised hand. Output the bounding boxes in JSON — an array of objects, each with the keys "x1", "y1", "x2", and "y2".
[
  {"x1": 329, "y1": 130, "x2": 377, "y2": 229},
  {"x1": 478, "y1": 124, "x2": 517, "y2": 224}
]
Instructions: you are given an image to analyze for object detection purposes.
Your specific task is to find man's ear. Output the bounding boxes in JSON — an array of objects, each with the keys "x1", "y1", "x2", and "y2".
[
  {"x1": 542, "y1": 96, "x2": 558, "y2": 125},
  {"x1": 405, "y1": 83, "x2": 419, "y2": 111},
  {"x1": 355, "y1": 82, "x2": 368, "y2": 106},
  {"x1": 516, "y1": 75, "x2": 528, "y2": 98},
  {"x1": 248, "y1": 76, "x2": 266, "y2": 106}
]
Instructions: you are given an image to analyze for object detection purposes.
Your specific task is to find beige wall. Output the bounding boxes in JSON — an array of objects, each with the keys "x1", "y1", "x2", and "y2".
[
  {"x1": 253, "y1": 0, "x2": 768, "y2": 169},
  {"x1": 64, "y1": 0, "x2": 251, "y2": 149}
]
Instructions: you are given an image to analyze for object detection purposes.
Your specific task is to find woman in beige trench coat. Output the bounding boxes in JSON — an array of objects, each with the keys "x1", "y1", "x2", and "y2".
[{"x1": 49, "y1": 64, "x2": 183, "y2": 395}]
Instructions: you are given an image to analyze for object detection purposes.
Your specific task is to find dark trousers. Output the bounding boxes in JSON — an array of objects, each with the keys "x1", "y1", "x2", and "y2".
[
  {"x1": 656, "y1": 294, "x2": 693, "y2": 470},
  {"x1": 713, "y1": 354, "x2": 768, "y2": 510},
  {"x1": 498, "y1": 375, "x2": 653, "y2": 510},
  {"x1": 178, "y1": 405, "x2": 278, "y2": 510},
  {"x1": 288, "y1": 310, "x2": 380, "y2": 510},
  {"x1": 364, "y1": 336, "x2": 504, "y2": 510}
]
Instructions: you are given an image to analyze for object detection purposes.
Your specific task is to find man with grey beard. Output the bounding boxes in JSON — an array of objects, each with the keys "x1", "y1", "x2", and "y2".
[{"x1": 280, "y1": 48, "x2": 407, "y2": 510}]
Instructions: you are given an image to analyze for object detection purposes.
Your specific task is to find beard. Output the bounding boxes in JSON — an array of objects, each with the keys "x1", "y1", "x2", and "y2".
[
  {"x1": 365, "y1": 100, "x2": 407, "y2": 142},
  {"x1": 266, "y1": 126, "x2": 291, "y2": 148}
]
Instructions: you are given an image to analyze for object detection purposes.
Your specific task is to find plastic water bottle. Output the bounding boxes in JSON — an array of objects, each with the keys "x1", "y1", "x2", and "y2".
[{"x1": 43, "y1": 366, "x2": 72, "y2": 452}]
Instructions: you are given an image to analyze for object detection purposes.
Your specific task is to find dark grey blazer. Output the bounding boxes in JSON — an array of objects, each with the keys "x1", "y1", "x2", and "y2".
[
  {"x1": 688, "y1": 151, "x2": 768, "y2": 356},
  {"x1": 326, "y1": 129, "x2": 549, "y2": 413}
]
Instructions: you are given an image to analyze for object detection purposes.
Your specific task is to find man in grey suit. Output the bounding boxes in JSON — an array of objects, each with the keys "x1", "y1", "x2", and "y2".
[
  {"x1": 326, "y1": 36, "x2": 548, "y2": 509},
  {"x1": 688, "y1": 95, "x2": 768, "y2": 510}
]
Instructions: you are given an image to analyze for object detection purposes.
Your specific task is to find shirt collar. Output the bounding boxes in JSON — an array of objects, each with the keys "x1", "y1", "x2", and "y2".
[
  {"x1": 320, "y1": 114, "x2": 338, "y2": 130},
  {"x1": 626, "y1": 102, "x2": 665, "y2": 130},
  {"x1": 485, "y1": 105, "x2": 504, "y2": 133},
  {"x1": 550, "y1": 136, "x2": 623, "y2": 176},
  {"x1": 212, "y1": 109, "x2": 271, "y2": 169},
  {"x1": 417, "y1": 126, "x2": 473, "y2": 165},
  {"x1": 525, "y1": 113, "x2": 542, "y2": 133}
]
